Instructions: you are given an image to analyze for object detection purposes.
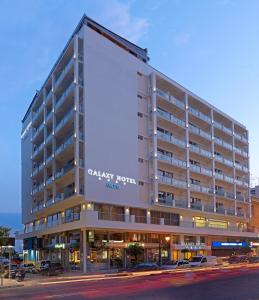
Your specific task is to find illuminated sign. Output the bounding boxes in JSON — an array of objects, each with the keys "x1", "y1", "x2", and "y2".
[
  {"x1": 87, "y1": 168, "x2": 137, "y2": 186},
  {"x1": 212, "y1": 242, "x2": 249, "y2": 248},
  {"x1": 54, "y1": 243, "x2": 66, "y2": 249},
  {"x1": 250, "y1": 242, "x2": 259, "y2": 247}
]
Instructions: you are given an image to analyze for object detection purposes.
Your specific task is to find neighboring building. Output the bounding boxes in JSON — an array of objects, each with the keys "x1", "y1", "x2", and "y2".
[
  {"x1": 20, "y1": 15, "x2": 255, "y2": 271},
  {"x1": 249, "y1": 188, "x2": 259, "y2": 255},
  {"x1": 250, "y1": 185, "x2": 259, "y2": 197}
]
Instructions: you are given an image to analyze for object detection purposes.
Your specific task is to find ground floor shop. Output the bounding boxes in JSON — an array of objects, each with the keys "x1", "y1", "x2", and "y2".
[{"x1": 23, "y1": 230, "x2": 256, "y2": 272}]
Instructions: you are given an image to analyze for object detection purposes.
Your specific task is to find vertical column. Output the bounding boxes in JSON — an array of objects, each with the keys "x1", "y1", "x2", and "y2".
[
  {"x1": 247, "y1": 130, "x2": 251, "y2": 217},
  {"x1": 232, "y1": 122, "x2": 237, "y2": 215},
  {"x1": 185, "y1": 94, "x2": 191, "y2": 207},
  {"x1": 151, "y1": 73, "x2": 158, "y2": 203},
  {"x1": 82, "y1": 229, "x2": 87, "y2": 273},
  {"x1": 52, "y1": 74, "x2": 57, "y2": 202},
  {"x1": 211, "y1": 110, "x2": 216, "y2": 212},
  {"x1": 43, "y1": 89, "x2": 47, "y2": 206},
  {"x1": 74, "y1": 35, "x2": 80, "y2": 195},
  {"x1": 83, "y1": 24, "x2": 87, "y2": 200}
]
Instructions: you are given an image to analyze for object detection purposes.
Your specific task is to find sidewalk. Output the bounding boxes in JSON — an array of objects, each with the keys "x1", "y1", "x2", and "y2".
[{"x1": 0, "y1": 278, "x2": 23, "y2": 289}]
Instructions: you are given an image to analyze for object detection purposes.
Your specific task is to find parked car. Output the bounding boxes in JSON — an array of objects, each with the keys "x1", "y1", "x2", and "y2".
[
  {"x1": 40, "y1": 262, "x2": 64, "y2": 276},
  {"x1": 248, "y1": 256, "x2": 259, "y2": 264},
  {"x1": 228, "y1": 255, "x2": 249, "y2": 264},
  {"x1": 189, "y1": 256, "x2": 218, "y2": 267},
  {"x1": 163, "y1": 260, "x2": 190, "y2": 269},
  {"x1": 3, "y1": 264, "x2": 18, "y2": 279},
  {"x1": 36, "y1": 260, "x2": 51, "y2": 271},
  {"x1": 19, "y1": 263, "x2": 37, "y2": 273},
  {"x1": 132, "y1": 262, "x2": 160, "y2": 272}
]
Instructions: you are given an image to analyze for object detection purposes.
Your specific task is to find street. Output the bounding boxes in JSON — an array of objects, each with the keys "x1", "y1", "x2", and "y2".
[{"x1": 1, "y1": 265, "x2": 259, "y2": 300}]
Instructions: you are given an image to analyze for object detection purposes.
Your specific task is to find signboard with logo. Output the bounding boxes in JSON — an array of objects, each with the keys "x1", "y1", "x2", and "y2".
[{"x1": 211, "y1": 242, "x2": 249, "y2": 249}]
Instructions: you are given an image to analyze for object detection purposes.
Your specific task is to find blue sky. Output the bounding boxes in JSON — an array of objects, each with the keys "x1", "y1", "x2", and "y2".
[{"x1": 1, "y1": 0, "x2": 259, "y2": 214}]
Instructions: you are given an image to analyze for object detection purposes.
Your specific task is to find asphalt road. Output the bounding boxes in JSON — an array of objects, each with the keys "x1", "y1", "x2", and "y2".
[{"x1": 1, "y1": 267, "x2": 259, "y2": 300}]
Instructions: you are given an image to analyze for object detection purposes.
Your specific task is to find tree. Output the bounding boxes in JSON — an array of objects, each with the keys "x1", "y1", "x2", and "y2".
[
  {"x1": 126, "y1": 243, "x2": 144, "y2": 264},
  {"x1": 0, "y1": 226, "x2": 12, "y2": 257}
]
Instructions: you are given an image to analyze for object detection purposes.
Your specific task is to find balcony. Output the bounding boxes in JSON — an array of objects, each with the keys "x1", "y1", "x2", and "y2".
[
  {"x1": 235, "y1": 179, "x2": 249, "y2": 188},
  {"x1": 213, "y1": 121, "x2": 232, "y2": 135},
  {"x1": 157, "y1": 197, "x2": 188, "y2": 209},
  {"x1": 55, "y1": 57, "x2": 74, "y2": 89},
  {"x1": 189, "y1": 144, "x2": 212, "y2": 158},
  {"x1": 189, "y1": 106, "x2": 211, "y2": 123},
  {"x1": 32, "y1": 182, "x2": 44, "y2": 195},
  {"x1": 157, "y1": 131, "x2": 186, "y2": 149},
  {"x1": 157, "y1": 153, "x2": 187, "y2": 169},
  {"x1": 156, "y1": 88, "x2": 185, "y2": 110},
  {"x1": 215, "y1": 173, "x2": 234, "y2": 184},
  {"x1": 158, "y1": 175, "x2": 187, "y2": 189},
  {"x1": 55, "y1": 81, "x2": 74, "y2": 111},
  {"x1": 32, "y1": 161, "x2": 44, "y2": 177},
  {"x1": 190, "y1": 202, "x2": 203, "y2": 211},
  {"x1": 45, "y1": 176, "x2": 53, "y2": 187},
  {"x1": 234, "y1": 132, "x2": 248, "y2": 143},
  {"x1": 32, "y1": 123, "x2": 44, "y2": 140},
  {"x1": 55, "y1": 135, "x2": 74, "y2": 157},
  {"x1": 189, "y1": 124, "x2": 211, "y2": 140},
  {"x1": 190, "y1": 164, "x2": 212, "y2": 177},
  {"x1": 45, "y1": 111, "x2": 53, "y2": 124},
  {"x1": 98, "y1": 211, "x2": 125, "y2": 222},
  {"x1": 45, "y1": 133, "x2": 52, "y2": 145},
  {"x1": 32, "y1": 103, "x2": 44, "y2": 122},
  {"x1": 55, "y1": 160, "x2": 74, "y2": 180},
  {"x1": 235, "y1": 163, "x2": 248, "y2": 173},
  {"x1": 55, "y1": 109, "x2": 74, "y2": 133},
  {"x1": 214, "y1": 137, "x2": 232, "y2": 151},
  {"x1": 214, "y1": 154, "x2": 233, "y2": 167},
  {"x1": 157, "y1": 108, "x2": 185, "y2": 128},
  {"x1": 215, "y1": 189, "x2": 235, "y2": 200},
  {"x1": 236, "y1": 194, "x2": 245, "y2": 201},
  {"x1": 45, "y1": 90, "x2": 52, "y2": 104},
  {"x1": 234, "y1": 147, "x2": 248, "y2": 158},
  {"x1": 45, "y1": 154, "x2": 53, "y2": 166},
  {"x1": 190, "y1": 183, "x2": 213, "y2": 194},
  {"x1": 32, "y1": 142, "x2": 44, "y2": 158}
]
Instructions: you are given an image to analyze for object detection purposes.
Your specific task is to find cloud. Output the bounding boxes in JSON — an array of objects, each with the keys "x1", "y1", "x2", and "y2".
[
  {"x1": 99, "y1": 0, "x2": 149, "y2": 44},
  {"x1": 174, "y1": 32, "x2": 191, "y2": 46}
]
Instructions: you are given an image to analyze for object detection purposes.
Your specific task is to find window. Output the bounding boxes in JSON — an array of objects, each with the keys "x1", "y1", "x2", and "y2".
[
  {"x1": 190, "y1": 159, "x2": 200, "y2": 166},
  {"x1": 215, "y1": 168, "x2": 222, "y2": 174},
  {"x1": 65, "y1": 205, "x2": 81, "y2": 223},
  {"x1": 138, "y1": 135, "x2": 143, "y2": 140},
  {"x1": 138, "y1": 158, "x2": 144, "y2": 163},
  {"x1": 138, "y1": 181, "x2": 144, "y2": 186},
  {"x1": 190, "y1": 178, "x2": 200, "y2": 185},
  {"x1": 137, "y1": 94, "x2": 143, "y2": 99},
  {"x1": 137, "y1": 112, "x2": 143, "y2": 118},
  {"x1": 137, "y1": 71, "x2": 143, "y2": 76}
]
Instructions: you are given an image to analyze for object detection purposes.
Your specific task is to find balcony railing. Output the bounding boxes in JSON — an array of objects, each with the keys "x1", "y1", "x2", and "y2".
[
  {"x1": 190, "y1": 164, "x2": 212, "y2": 176},
  {"x1": 213, "y1": 121, "x2": 232, "y2": 135},
  {"x1": 32, "y1": 103, "x2": 44, "y2": 122},
  {"x1": 55, "y1": 109, "x2": 74, "y2": 133},
  {"x1": 189, "y1": 144, "x2": 212, "y2": 158},
  {"x1": 55, "y1": 160, "x2": 74, "y2": 180},
  {"x1": 55, "y1": 135, "x2": 74, "y2": 156},
  {"x1": 98, "y1": 211, "x2": 125, "y2": 222},
  {"x1": 45, "y1": 90, "x2": 52, "y2": 103},
  {"x1": 234, "y1": 147, "x2": 248, "y2": 158},
  {"x1": 236, "y1": 194, "x2": 245, "y2": 201},
  {"x1": 189, "y1": 124, "x2": 211, "y2": 140},
  {"x1": 32, "y1": 142, "x2": 44, "y2": 158},
  {"x1": 158, "y1": 175, "x2": 187, "y2": 188},
  {"x1": 234, "y1": 132, "x2": 248, "y2": 143},
  {"x1": 45, "y1": 176, "x2": 53, "y2": 186},
  {"x1": 55, "y1": 57, "x2": 74, "y2": 89},
  {"x1": 55, "y1": 81, "x2": 74, "y2": 111},
  {"x1": 32, "y1": 161, "x2": 44, "y2": 176},
  {"x1": 157, "y1": 131, "x2": 186, "y2": 148},
  {"x1": 156, "y1": 88, "x2": 185, "y2": 110},
  {"x1": 157, "y1": 109, "x2": 185, "y2": 128},
  {"x1": 190, "y1": 183, "x2": 213, "y2": 194},
  {"x1": 32, "y1": 123, "x2": 44, "y2": 139},
  {"x1": 214, "y1": 137, "x2": 232, "y2": 151},
  {"x1": 235, "y1": 163, "x2": 248, "y2": 173},
  {"x1": 215, "y1": 189, "x2": 235, "y2": 200},
  {"x1": 189, "y1": 106, "x2": 211, "y2": 123},
  {"x1": 214, "y1": 155, "x2": 233, "y2": 167},
  {"x1": 157, "y1": 153, "x2": 187, "y2": 169},
  {"x1": 32, "y1": 182, "x2": 44, "y2": 195},
  {"x1": 215, "y1": 173, "x2": 234, "y2": 184},
  {"x1": 235, "y1": 179, "x2": 249, "y2": 187}
]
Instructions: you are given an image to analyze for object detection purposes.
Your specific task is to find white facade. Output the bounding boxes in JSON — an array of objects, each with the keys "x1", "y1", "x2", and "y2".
[{"x1": 20, "y1": 16, "x2": 255, "y2": 270}]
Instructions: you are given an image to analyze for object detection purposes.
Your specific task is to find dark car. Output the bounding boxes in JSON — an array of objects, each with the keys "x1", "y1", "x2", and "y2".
[
  {"x1": 228, "y1": 255, "x2": 249, "y2": 264},
  {"x1": 133, "y1": 262, "x2": 160, "y2": 272},
  {"x1": 41, "y1": 262, "x2": 64, "y2": 276},
  {"x1": 248, "y1": 256, "x2": 259, "y2": 264}
]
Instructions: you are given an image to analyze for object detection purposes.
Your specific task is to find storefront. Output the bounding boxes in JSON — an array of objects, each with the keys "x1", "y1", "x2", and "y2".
[{"x1": 211, "y1": 241, "x2": 251, "y2": 257}]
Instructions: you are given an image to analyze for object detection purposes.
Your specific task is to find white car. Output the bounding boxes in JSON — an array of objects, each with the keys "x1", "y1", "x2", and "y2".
[
  {"x1": 189, "y1": 255, "x2": 218, "y2": 267},
  {"x1": 164, "y1": 260, "x2": 190, "y2": 269}
]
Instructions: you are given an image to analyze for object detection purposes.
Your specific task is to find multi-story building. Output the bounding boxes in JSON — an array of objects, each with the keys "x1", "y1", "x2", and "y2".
[{"x1": 20, "y1": 15, "x2": 255, "y2": 271}]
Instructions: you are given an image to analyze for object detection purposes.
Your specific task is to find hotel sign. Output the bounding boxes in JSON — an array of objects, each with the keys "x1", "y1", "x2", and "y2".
[{"x1": 87, "y1": 168, "x2": 137, "y2": 189}]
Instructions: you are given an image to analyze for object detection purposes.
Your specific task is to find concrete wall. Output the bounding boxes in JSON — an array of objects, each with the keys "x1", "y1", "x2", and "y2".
[{"x1": 84, "y1": 25, "x2": 152, "y2": 207}]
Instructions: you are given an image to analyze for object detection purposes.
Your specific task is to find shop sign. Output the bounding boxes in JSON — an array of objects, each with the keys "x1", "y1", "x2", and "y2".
[
  {"x1": 54, "y1": 243, "x2": 66, "y2": 249},
  {"x1": 87, "y1": 168, "x2": 137, "y2": 188},
  {"x1": 250, "y1": 242, "x2": 259, "y2": 247},
  {"x1": 212, "y1": 242, "x2": 249, "y2": 248}
]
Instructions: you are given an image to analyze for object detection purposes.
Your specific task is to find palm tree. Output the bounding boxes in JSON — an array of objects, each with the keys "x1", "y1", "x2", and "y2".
[{"x1": 126, "y1": 243, "x2": 144, "y2": 265}]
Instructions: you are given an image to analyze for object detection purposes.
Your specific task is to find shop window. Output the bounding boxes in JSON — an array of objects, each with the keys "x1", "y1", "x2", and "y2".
[
  {"x1": 208, "y1": 219, "x2": 227, "y2": 230},
  {"x1": 194, "y1": 216, "x2": 206, "y2": 228},
  {"x1": 65, "y1": 205, "x2": 81, "y2": 223}
]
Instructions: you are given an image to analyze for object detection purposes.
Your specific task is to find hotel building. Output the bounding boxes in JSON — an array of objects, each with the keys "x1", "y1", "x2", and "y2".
[{"x1": 20, "y1": 16, "x2": 256, "y2": 271}]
